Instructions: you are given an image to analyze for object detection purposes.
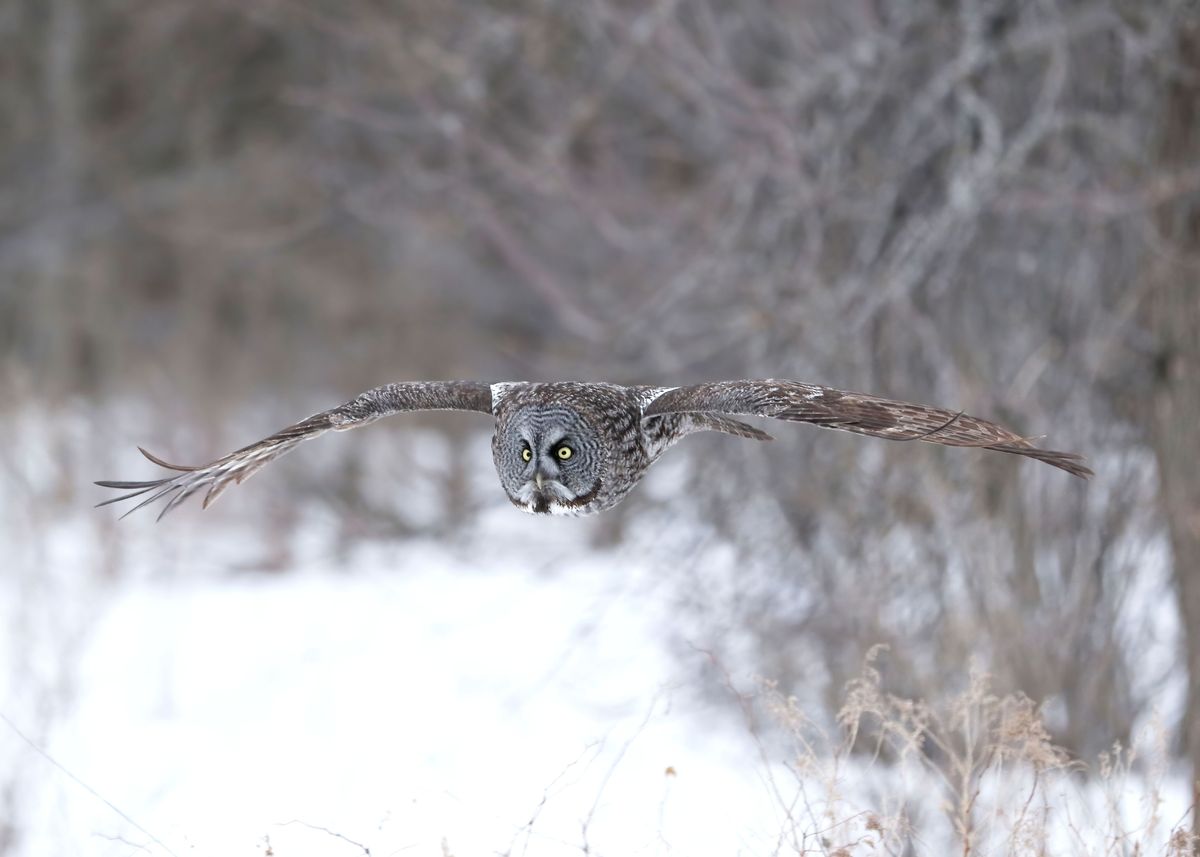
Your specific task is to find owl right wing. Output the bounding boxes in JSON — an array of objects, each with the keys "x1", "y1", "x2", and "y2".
[
  {"x1": 643, "y1": 379, "x2": 1092, "y2": 478},
  {"x1": 96, "y1": 381, "x2": 495, "y2": 519}
]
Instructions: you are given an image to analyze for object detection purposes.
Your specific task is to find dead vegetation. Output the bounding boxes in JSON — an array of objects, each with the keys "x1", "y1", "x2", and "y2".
[{"x1": 757, "y1": 651, "x2": 1194, "y2": 855}]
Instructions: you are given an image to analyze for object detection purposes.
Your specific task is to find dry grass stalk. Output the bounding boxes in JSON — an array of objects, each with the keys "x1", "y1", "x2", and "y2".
[{"x1": 758, "y1": 649, "x2": 1191, "y2": 855}]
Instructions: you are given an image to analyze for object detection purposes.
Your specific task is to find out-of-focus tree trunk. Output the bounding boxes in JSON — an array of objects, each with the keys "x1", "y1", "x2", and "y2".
[
  {"x1": 40, "y1": 0, "x2": 85, "y2": 395},
  {"x1": 1146, "y1": 19, "x2": 1200, "y2": 845}
]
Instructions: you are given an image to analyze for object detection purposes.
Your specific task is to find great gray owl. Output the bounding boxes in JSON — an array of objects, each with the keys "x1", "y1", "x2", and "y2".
[{"x1": 97, "y1": 380, "x2": 1091, "y2": 519}]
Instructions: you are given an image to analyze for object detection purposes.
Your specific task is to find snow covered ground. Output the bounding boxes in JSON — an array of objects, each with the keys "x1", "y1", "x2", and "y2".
[
  {"x1": 5, "y1": 521, "x2": 1191, "y2": 857},
  {"x1": 0, "y1": 410, "x2": 1191, "y2": 856},
  {"x1": 10, "y1": 544, "x2": 787, "y2": 856}
]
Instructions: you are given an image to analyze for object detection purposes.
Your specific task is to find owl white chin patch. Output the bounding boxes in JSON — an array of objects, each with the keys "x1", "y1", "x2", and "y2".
[
  {"x1": 540, "y1": 498, "x2": 588, "y2": 517},
  {"x1": 511, "y1": 479, "x2": 596, "y2": 516}
]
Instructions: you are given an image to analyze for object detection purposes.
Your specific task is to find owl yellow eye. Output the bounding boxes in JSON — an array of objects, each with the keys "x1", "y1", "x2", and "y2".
[
  {"x1": 556, "y1": 445, "x2": 573, "y2": 460},
  {"x1": 521, "y1": 447, "x2": 532, "y2": 462}
]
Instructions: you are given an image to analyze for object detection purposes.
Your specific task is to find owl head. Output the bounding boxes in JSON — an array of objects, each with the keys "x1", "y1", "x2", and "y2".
[{"x1": 492, "y1": 404, "x2": 606, "y2": 515}]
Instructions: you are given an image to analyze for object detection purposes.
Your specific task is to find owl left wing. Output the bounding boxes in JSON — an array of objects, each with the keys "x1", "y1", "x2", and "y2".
[
  {"x1": 643, "y1": 379, "x2": 1092, "y2": 478},
  {"x1": 96, "y1": 381, "x2": 495, "y2": 520}
]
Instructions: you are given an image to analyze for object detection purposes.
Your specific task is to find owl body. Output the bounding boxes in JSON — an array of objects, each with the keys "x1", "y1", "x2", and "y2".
[{"x1": 491, "y1": 382, "x2": 659, "y2": 516}]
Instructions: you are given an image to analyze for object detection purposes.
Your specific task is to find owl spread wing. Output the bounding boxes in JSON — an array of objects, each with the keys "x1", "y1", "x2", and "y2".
[
  {"x1": 643, "y1": 380, "x2": 1092, "y2": 478},
  {"x1": 96, "y1": 381, "x2": 494, "y2": 519}
]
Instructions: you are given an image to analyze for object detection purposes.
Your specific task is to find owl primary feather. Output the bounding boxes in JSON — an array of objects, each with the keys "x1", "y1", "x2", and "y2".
[{"x1": 97, "y1": 379, "x2": 1091, "y2": 519}]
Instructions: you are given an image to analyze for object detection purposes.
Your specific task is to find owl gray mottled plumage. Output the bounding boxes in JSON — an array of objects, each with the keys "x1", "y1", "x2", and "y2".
[{"x1": 96, "y1": 379, "x2": 1091, "y2": 519}]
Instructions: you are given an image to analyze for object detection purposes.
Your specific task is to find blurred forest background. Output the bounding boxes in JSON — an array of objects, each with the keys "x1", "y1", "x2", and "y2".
[{"x1": 3, "y1": 0, "x2": 1200, "y2": 850}]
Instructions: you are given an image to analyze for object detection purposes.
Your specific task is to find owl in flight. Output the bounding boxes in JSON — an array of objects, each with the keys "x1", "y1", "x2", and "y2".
[{"x1": 97, "y1": 380, "x2": 1091, "y2": 519}]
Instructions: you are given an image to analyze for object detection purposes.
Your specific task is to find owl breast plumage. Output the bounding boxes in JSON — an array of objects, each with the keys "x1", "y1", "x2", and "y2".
[{"x1": 96, "y1": 379, "x2": 1091, "y2": 520}]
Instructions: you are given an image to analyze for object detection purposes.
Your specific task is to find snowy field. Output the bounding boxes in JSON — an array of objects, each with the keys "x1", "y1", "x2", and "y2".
[
  {"x1": 7, "y1": 540, "x2": 789, "y2": 855},
  {"x1": 1, "y1": 418, "x2": 800, "y2": 857},
  {"x1": 0, "y1": 411, "x2": 1191, "y2": 855}
]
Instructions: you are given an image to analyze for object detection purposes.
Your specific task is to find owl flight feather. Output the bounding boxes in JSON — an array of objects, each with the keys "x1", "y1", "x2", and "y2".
[{"x1": 96, "y1": 379, "x2": 1090, "y2": 519}]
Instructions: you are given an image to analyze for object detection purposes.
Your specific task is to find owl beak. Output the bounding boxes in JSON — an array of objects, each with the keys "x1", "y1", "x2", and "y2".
[{"x1": 534, "y1": 471, "x2": 545, "y2": 490}]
